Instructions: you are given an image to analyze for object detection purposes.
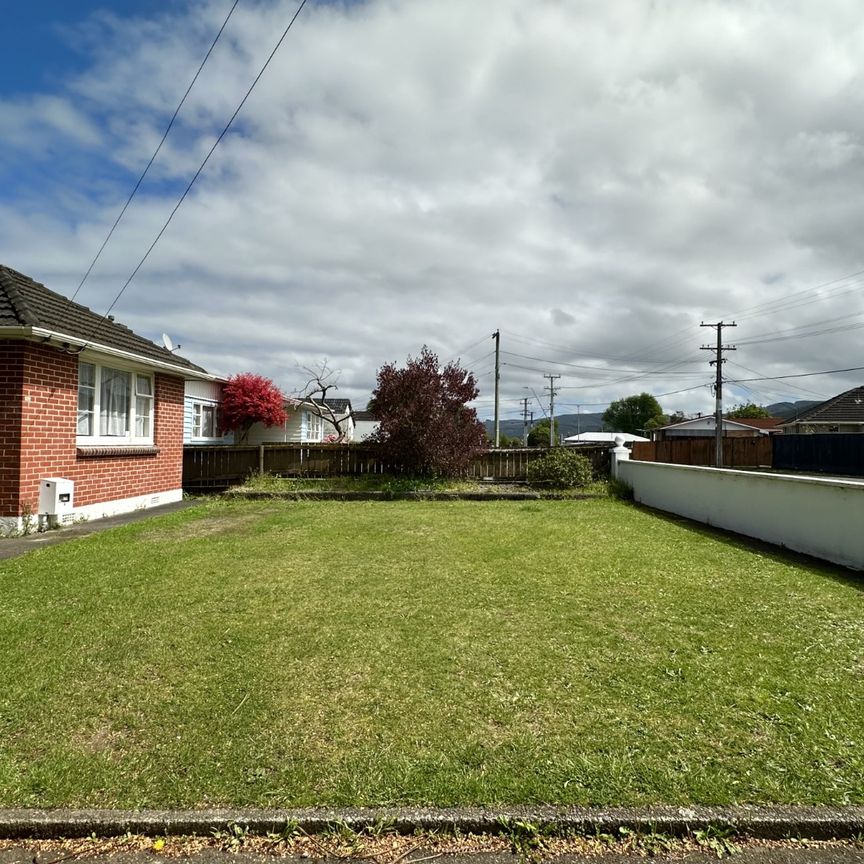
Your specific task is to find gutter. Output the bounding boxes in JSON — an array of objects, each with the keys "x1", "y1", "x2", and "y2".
[{"x1": 0, "y1": 328, "x2": 222, "y2": 382}]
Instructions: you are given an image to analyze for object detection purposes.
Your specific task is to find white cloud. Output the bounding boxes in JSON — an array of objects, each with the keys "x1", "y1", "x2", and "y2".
[
  {"x1": 3, "y1": 0, "x2": 864, "y2": 417},
  {"x1": 0, "y1": 95, "x2": 102, "y2": 151}
]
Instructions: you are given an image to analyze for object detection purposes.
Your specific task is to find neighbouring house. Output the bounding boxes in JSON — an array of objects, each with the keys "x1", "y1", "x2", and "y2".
[
  {"x1": 726, "y1": 417, "x2": 785, "y2": 434},
  {"x1": 244, "y1": 397, "x2": 355, "y2": 444},
  {"x1": 0, "y1": 265, "x2": 220, "y2": 531},
  {"x1": 353, "y1": 409, "x2": 378, "y2": 441},
  {"x1": 651, "y1": 415, "x2": 781, "y2": 441},
  {"x1": 563, "y1": 431, "x2": 649, "y2": 446},
  {"x1": 184, "y1": 380, "x2": 234, "y2": 445},
  {"x1": 781, "y1": 386, "x2": 864, "y2": 433}
]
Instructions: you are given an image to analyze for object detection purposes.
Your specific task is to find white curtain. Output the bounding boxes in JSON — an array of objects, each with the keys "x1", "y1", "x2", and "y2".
[{"x1": 100, "y1": 368, "x2": 130, "y2": 436}]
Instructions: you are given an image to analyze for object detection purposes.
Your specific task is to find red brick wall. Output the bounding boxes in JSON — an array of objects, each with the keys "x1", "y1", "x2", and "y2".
[
  {"x1": 0, "y1": 343, "x2": 25, "y2": 515},
  {"x1": 1, "y1": 341, "x2": 184, "y2": 517}
]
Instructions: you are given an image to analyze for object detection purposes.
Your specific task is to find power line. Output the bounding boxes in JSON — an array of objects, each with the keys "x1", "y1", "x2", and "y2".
[
  {"x1": 451, "y1": 333, "x2": 495, "y2": 361},
  {"x1": 500, "y1": 349, "x2": 702, "y2": 375},
  {"x1": 461, "y1": 349, "x2": 495, "y2": 368},
  {"x1": 727, "y1": 365, "x2": 864, "y2": 383},
  {"x1": 726, "y1": 360, "x2": 828, "y2": 399},
  {"x1": 727, "y1": 268, "x2": 864, "y2": 323},
  {"x1": 78, "y1": 0, "x2": 310, "y2": 350},
  {"x1": 69, "y1": 0, "x2": 241, "y2": 306}
]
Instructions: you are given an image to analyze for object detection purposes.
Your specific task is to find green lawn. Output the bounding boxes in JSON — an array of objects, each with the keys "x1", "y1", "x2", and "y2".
[{"x1": 0, "y1": 498, "x2": 862, "y2": 808}]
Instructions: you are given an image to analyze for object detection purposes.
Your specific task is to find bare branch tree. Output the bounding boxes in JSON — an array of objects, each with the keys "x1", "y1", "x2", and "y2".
[{"x1": 292, "y1": 360, "x2": 350, "y2": 442}]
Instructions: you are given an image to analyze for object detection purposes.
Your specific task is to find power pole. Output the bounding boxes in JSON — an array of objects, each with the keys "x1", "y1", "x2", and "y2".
[
  {"x1": 544, "y1": 374, "x2": 561, "y2": 447},
  {"x1": 493, "y1": 329, "x2": 500, "y2": 448},
  {"x1": 521, "y1": 397, "x2": 530, "y2": 447},
  {"x1": 700, "y1": 321, "x2": 737, "y2": 468}
]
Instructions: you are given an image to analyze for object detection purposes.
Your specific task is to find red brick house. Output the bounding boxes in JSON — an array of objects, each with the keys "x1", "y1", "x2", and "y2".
[{"x1": 0, "y1": 265, "x2": 219, "y2": 531}]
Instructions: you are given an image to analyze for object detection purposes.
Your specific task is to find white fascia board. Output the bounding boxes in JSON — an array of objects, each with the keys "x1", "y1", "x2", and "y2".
[{"x1": 25, "y1": 328, "x2": 220, "y2": 381}]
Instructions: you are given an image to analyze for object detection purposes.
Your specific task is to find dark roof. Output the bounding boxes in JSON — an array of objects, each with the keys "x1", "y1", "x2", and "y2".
[
  {"x1": 726, "y1": 417, "x2": 784, "y2": 429},
  {"x1": 353, "y1": 410, "x2": 376, "y2": 422},
  {"x1": 0, "y1": 265, "x2": 207, "y2": 373},
  {"x1": 783, "y1": 386, "x2": 864, "y2": 424},
  {"x1": 293, "y1": 397, "x2": 353, "y2": 414},
  {"x1": 323, "y1": 397, "x2": 351, "y2": 414}
]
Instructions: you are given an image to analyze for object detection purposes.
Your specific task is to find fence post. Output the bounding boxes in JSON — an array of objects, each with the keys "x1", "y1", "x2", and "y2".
[
  {"x1": 610, "y1": 436, "x2": 630, "y2": 479},
  {"x1": 259, "y1": 444, "x2": 265, "y2": 476}
]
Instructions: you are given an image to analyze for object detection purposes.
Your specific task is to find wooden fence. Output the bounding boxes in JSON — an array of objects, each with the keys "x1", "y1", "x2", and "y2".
[
  {"x1": 630, "y1": 436, "x2": 773, "y2": 468},
  {"x1": 773, "y1": 433, "x2": 864, "y2": 477},
  {"x1": 183, "y1": 443, "x2": 611, "y2": 490}
]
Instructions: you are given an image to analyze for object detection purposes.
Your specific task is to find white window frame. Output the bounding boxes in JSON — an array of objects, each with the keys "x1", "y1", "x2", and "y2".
[
  {"x1": 77, "y1": 360, "x2": 155, "y2": 447},
  {"x1": 191, "y1": 401, "x2": 219, "y2": 440},
  {"x1": 305, "y1": 411, "x2": 323, "y2": 442}
]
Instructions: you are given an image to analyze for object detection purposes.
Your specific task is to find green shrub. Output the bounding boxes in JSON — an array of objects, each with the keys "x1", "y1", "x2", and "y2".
[
  {"x1": 607, "y1": 476, "x2": 634, "y2": 501},
  {"x1": 526, "y1": 448, "x2": 593, "y2": 488}
]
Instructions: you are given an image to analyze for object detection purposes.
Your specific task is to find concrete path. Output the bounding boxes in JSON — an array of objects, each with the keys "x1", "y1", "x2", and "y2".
[{"x1": 0, "y1": 499, "x2": 201, "y2": 561}]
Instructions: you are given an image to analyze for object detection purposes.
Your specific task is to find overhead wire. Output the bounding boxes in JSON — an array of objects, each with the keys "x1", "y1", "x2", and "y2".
[
  {"x1": 68, "y1": 0, "x2": 241, "y2": 306},
  {"x1": 727, "y1": 364, "x2": 864, "y2": 384},
  {"x1": 76, "y1": 0, "x2": 310, "y2": 351},
  {"x1": 726, "y1": 360, "x2": 828, "y2": 399}
]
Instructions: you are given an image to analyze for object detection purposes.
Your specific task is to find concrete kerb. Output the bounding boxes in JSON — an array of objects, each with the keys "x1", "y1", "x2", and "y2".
[{"x1": 1, "y1": 806, "x2": 863, "y2": 841}]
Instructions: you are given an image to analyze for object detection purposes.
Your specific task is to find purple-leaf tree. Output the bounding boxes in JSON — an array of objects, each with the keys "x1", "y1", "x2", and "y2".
[
  {"x1": 221, "y1": 373, "x2": 287, "y2": 443},
  {"x1": 368, "y1": 346, "x2": 487, "y2": 477}
]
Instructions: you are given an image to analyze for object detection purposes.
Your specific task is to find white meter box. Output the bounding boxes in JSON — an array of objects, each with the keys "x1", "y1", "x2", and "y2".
[{"x1": 39, "y1": 478, "x2": 74, "y2": 516}]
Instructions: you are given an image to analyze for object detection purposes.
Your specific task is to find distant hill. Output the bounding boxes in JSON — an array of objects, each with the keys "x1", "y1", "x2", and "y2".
[
  {"x1": 484, "y1": 412, "x2": 606, "y2": 441},
  {"x1": 765, "y1": 400, "x2": 821, "y2": 420}
]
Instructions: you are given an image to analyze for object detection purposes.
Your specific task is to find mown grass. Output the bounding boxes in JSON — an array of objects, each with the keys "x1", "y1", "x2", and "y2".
[{"x1": 0, "y1": 497, "x2": 862, "y2": 808}]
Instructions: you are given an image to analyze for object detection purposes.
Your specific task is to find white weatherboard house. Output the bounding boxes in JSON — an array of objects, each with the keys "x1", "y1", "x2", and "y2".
[
  {"x1": 652, "y1": 416, "x2": 770, "y2": 441},
  {"x1": 352, "y1": 410, "x2": 378, "y2": 441},
  {"x1": 183, "y1": 380, "x2": 234, "y2": 445},
  {"x1": 244, "y1": 398, "x2": 355, "y2": 444}
]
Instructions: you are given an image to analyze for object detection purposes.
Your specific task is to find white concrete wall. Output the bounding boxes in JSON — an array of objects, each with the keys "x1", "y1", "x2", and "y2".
[
  {"x1": 618, "y1": 460, "x2": 864, "y2": 571},
  {"x1": 354, "y1": 419, "x2": 379, "y2": 441}
]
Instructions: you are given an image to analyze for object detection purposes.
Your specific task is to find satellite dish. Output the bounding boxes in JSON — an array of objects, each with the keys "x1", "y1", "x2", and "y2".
[{"x1": 162, "y1": 333, "x2": 175, "y2": 352}]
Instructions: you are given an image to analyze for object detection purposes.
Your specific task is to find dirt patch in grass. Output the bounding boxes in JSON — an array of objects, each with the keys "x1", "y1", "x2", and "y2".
[
  {"x1": 71, "y1": 722, "x2": 126, "y2": 758},
  {"x1": 140, "y1": 510, "x2": 278, "y2": 541}
]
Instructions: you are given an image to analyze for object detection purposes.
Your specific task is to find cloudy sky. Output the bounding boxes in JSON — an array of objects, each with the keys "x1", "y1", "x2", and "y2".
[{"x1": 3, "y1": 0, "x2": 864, "y2": 422}]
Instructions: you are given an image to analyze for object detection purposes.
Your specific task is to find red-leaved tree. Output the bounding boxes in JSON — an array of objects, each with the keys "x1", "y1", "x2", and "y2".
[
  {"x1": 368, "y1": 346, "x2": 486, "y2": 477},
  {"x1": 221, "y1": 373, "x2": 287, "y2": 443}
]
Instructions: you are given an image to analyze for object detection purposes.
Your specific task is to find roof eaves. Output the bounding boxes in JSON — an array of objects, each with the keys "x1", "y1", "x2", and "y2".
[{"x1": 31, "y1": 328, "x2": 216, "y2": 379}]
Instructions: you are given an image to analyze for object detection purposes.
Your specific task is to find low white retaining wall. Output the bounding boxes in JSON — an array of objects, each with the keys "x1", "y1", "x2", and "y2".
[{"x1": 618, "y1": 460, "x2": 864, "y2": 571}]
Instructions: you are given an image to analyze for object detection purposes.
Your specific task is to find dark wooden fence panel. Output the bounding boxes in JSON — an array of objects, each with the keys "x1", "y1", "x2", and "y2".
[
  {"x1": 773, "y1": 434, "x2": 864, "y2": 476},
  {"x1": 183, "y1": 445, "x2": 259, "y2": 487},
  {"x1": 183, "y1": 443, "x2": 611, "y2": 490},
  {"x1": 630, "y1": 436, "x2": 772, "y2": 468}
]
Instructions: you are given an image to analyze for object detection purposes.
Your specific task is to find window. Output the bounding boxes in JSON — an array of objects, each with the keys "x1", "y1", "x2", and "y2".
[
  {"x1": 77, "y1": 361, "x2": 154, "y2": 445},
  {"x1": 192, "y1": 403, "x2": 217, "y2": 438},
  {"x1": 135, "y1": 375, "x2": 153, "y2": 438},
  {"x1": 306, "y1": 411, "x2": 323, "y2": 441},
  {"x1": 78, "y1": 363, "x2": 95, "y2": 435}
]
